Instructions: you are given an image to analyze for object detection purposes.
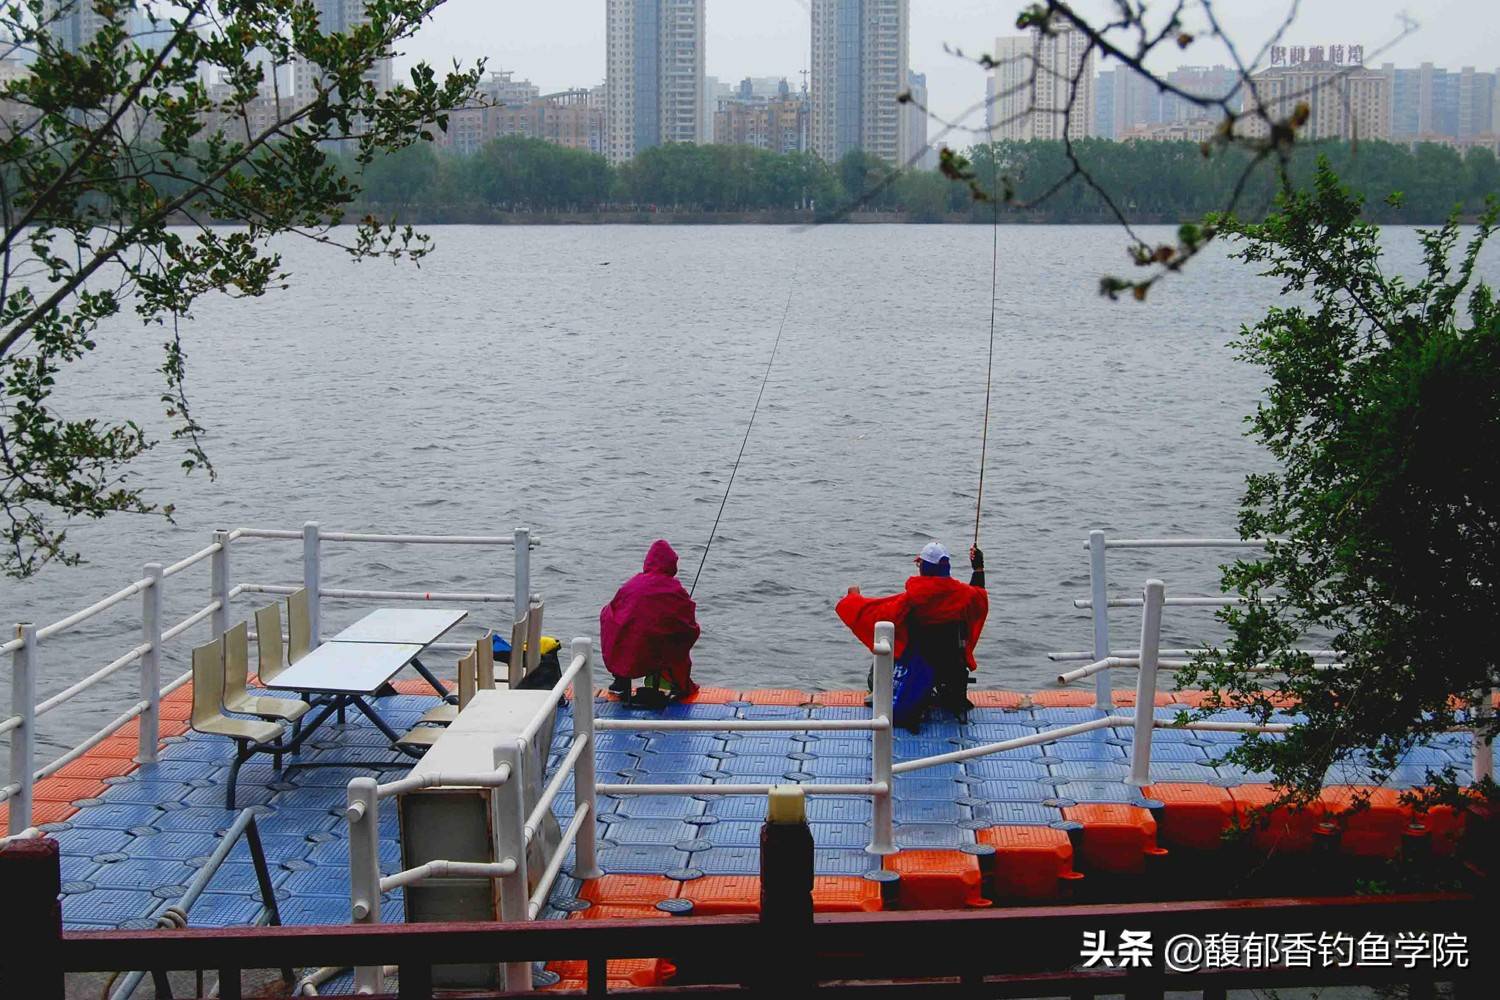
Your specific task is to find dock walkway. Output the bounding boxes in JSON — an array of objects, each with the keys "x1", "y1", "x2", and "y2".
[{"x1": 10, "y1": 682, "x2": 1474, "y2": 994}]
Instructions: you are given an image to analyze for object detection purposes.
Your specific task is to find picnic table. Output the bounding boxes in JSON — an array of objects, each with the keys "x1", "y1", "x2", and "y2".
[{"x1": 265, "y1": 607, "x2": 468, "y2": 756}]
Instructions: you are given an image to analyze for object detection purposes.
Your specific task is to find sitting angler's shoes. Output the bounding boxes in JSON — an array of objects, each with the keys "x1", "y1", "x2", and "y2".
[{"x1": 629, "y1": 687, "x2": 670, "y2": 711}]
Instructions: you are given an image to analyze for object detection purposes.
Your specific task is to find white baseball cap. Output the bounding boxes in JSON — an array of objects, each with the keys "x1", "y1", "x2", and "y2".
[{"x1": 919, "y1": 541, "x2": 950, "y2": 564}]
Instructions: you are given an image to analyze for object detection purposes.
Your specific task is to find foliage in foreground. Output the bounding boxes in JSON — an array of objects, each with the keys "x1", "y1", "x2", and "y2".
[
  {"x1": 0, "y1": 0, "x2": 478, "y2": 578},
  {"x1": 1178, "y1": 160, "x2": 1499, "y2": 822}
]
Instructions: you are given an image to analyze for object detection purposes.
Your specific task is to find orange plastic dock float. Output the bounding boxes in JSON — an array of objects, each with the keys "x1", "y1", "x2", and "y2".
[
  {"x1": 578, "y1": 874, "x2": 680, "y2": 908},
  {"x1": 678, "y1": 875, "x2": 761, "y2": 915},
  {"x1": 1228, "y1": 784, "x2": 1329, "y2": 853},
  {"x1": 1143, "y1": 782, "x2": 1236, "y2": 851},
  {"x1": 884, "y1": 850, "x2": 989, "y2": 909},
  {"x1": 976, "y1": 825, "x2": 1083, "y2": 900},
  {"x1": 1320, "y1": 787, "x2": 1415, "y2": 859},
  {"x1": 1060, "y1": 804, "x2": 1167, "y2": 874}
]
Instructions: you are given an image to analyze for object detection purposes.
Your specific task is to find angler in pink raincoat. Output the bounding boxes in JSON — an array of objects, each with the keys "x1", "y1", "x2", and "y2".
[{"x1": 600, "y1": 540, "x2": 701, "y2": 700}]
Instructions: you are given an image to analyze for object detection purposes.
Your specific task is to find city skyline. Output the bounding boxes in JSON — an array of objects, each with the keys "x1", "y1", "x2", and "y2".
[{"x1": 396, "y1": 0, "x2": 1499, "y2": 137}]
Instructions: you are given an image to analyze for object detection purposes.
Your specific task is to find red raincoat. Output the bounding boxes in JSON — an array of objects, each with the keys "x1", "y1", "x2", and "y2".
[
  {"x1": 600, "y1": 540, "x2": 701, "y2": 691},
  {"x1": 836, "y1": 574, "x2": 989, "y2": 671}
]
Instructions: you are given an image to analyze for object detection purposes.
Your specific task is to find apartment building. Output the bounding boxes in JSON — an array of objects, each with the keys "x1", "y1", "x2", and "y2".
[
  {"x1": 809, "y1": 0, "x2": 909, "y2": 164},
  {"x1": 605, "y1": 0, "x2": 705, "y2": 165},
  {"x1": 988, "y1": 21, "x2": 1094, "y2": 142}
]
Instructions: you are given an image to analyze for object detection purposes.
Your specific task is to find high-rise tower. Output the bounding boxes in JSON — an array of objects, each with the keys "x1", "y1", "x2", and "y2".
[
  {"x1": 809, "y1": 0, "x2": 909, "y2": 164},
  {"x1": 605, "y1": 0, "x2": 705, "y2": 165},
  {"x1": 294, "y1": 1, "x2": 394, "y2": 103}
]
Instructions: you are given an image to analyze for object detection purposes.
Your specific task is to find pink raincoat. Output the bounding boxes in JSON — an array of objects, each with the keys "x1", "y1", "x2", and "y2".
[{"x1": 599, "y1": 540, "x2": 701, "y2": 692}]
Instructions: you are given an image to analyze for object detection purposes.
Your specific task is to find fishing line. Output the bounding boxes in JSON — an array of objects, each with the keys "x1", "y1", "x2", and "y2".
[
  {"x1": 689, "y1": 269, "x2": 798, "y2": 598},
  {"x1": 973, "y1": 150, "x2": 1001, "y2": 548}
]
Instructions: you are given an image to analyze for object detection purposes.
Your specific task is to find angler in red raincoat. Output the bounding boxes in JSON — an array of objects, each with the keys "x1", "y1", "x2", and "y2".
[
  {"x1": 600, "y1": 540, "x2": 701, "y2": 701},
  {"x1": 836, "y1": 542, "x2": 988, "y2": 724}
]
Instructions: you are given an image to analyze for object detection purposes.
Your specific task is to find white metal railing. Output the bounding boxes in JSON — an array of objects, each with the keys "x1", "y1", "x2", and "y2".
[
  {"x1": 1063, "y1": 530, "x2": 1293, "y2": 709},
  {"x1": 345, "y1": 758, "x2": 527, "y2": 993},
  {"x1": 1055, "y1": 656, "x2": 1346, "y2": 685},
  {"x1": 1047, "y1": 648, "x2": 1339, "y2": 662},
  {"x1": 1046, "y1": 529, "x2": 1492, "y2": 782},
  {"x1": 893, "y1": 571, "x2": 1489, "y2": 789},
  {"x1": 891, "y1": 579, "x2": 1299, "y2": 789},
  {"x1": 344, "y1": 637, "x2": 599, "y2": 995},
  {"x1": 591, "y1": 621, "x2": 898, "y2": 855},
  {"x1": 3, "y1": 522, "x2": 539, "y2": 835}
]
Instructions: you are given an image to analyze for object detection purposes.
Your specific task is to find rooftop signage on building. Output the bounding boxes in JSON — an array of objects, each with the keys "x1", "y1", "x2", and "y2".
[{"x1": 1270, "y1": 44, "x2": 1365, "y2": 66}]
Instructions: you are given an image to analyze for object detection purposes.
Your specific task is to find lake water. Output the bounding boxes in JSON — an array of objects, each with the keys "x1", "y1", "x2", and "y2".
[{"x1": 5, "y1": 223, "x2": 1485, "y2": 764}]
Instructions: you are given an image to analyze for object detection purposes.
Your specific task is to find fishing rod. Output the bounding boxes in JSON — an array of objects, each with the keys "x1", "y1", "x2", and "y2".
[
  {"x1": 688, "y1": 269, "x2": 799, "y2": 598},
  {"x1": 973, "y1": 148, "x2": 1001, "y2": 549}
]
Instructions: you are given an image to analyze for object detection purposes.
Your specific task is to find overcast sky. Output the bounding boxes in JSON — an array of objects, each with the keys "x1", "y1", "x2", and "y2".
[{"x1": 397, "y1": 1, "x2": 1496, "y2": 137}]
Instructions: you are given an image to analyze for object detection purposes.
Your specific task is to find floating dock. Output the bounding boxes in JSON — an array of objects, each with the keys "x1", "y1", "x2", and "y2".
[{"x1": 6, "y1": 680, "x2": 1474, "y2": 994}]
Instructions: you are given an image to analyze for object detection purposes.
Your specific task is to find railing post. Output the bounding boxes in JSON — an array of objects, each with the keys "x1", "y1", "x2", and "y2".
[
  {"x1": 1089, "y1": 529, "x2": 1113, "y2": 709},
  {"x1": 868, "y1": 620, "x2": 896, "y2": 855},
  {"x1": 139, "y1": 563, "x2": 164, "y2": 764},
  {"x1": 347, "y1": 777, "x2": 383, "y2": 994},
  {"x1": 570, "y1": 637, "x2": 602, "y2": 880},
  {"x1": 8, "y1": 624, "x2": 36, "y2": 836},
  {"x1": 303, "y1": 521, "x2": 321, "y2": 648},
  {"x1": 513, "y1": 527, "x2": 531, "y2": 620},
  {"x1": 492, "y1": 742, "x2": 531, "y2": 991},
  {"x1": 1474, "y1": 691, "x2": 1494, "y2": 784},
  {"x1": 1127, "y1": 580, "x2": 1166, "y2": 788},
  {"x1": 210, "y1": 529, "x2": 231, "y2": 638}
]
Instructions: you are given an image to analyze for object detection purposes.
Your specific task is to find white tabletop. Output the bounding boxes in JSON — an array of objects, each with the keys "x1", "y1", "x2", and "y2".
[
  {"x1": 326, "y1": 608, "x2": 468, "y2": 646},
  {"x1": 265, "y1": 640, "x2": 425, "y2": 695}
]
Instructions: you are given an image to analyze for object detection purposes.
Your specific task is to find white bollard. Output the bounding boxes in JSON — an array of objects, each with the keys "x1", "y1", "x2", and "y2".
[
  {"x1": 347, "y1": 777, "x2": 383, "y2": 994},
  {"x1": 1126, "y1": 580, "x2": 1166, "y2": 788},
  {"x1": 570, "y1": 637, "x2": 602, "y2": 880},
  {"x1": 210, "y1": 529, "x2": 231, "y2": 638},
  {"x1": 139, "y1": 563, "x2": 164, "y2": 764},
  {"x1": 302, "y1": 522, "x2": 321, "y2": 649},
  {"x1": 514, "y1": 527, "x2": 532, "y2": 617},
  {"x1": 868, "y1": 621, "x2": 896, "y2": 855},
  {"x1": 1089, "y1": 530, "x2": 1113, "y2": 709},
  {"x1": 8, "y1": 624, "x2": 36, "y2": 835},
  {"x1": 492, "y1": 742, "x2": 531, "y2": 991}
]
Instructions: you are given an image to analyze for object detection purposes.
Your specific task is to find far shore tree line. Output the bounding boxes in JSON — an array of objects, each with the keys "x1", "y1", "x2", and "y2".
[{"x1": 344, "y1": 136, "x2": 1500, "y2": 224}]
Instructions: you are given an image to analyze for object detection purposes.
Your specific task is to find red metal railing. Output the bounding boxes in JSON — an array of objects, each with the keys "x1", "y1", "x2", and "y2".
[{"x1": 1, "y1": 838, "x2": 1486, "y2": 999}]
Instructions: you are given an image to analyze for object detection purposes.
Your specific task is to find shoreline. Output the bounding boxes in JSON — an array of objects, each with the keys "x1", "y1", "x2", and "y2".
[{"x1": 331, "y1": 208, "x2": 1488, "y2": 226}]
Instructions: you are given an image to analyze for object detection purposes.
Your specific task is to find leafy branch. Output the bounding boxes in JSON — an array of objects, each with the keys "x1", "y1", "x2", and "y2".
[{"x1": 0, "y1": 0, "x2": 481, "y2": 577}]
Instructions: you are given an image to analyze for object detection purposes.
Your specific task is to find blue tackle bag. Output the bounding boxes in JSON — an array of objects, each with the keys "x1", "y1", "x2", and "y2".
[{"x1": 891, "y1": 651, "x2": 936, "y2": 731}]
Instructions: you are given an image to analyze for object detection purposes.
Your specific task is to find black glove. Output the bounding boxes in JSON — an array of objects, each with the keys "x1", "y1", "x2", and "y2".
[{"x1": 970, "y1": 546, "x2": 985, "y2": 570}]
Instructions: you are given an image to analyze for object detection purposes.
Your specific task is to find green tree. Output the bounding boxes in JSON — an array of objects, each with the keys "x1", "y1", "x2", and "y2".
[
  {"x1": 362, "y1": 142, "x2": 440, "y2": 208},
  {"x1": 835, "y1": 149, "x2": 896, "y2": 212},
  {"x1": 1178, "y1": 161, "x2": 1499, "y2": 814},
  {"x1": 1465, "y1": 147, "x2": 1500, "y2": 212},
  {"x1": 893, "y1": 170, "x2": 952, "y2": 222},
  {"x1": 1, "y1": 0, "x2": 479, "y2": 577}
]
